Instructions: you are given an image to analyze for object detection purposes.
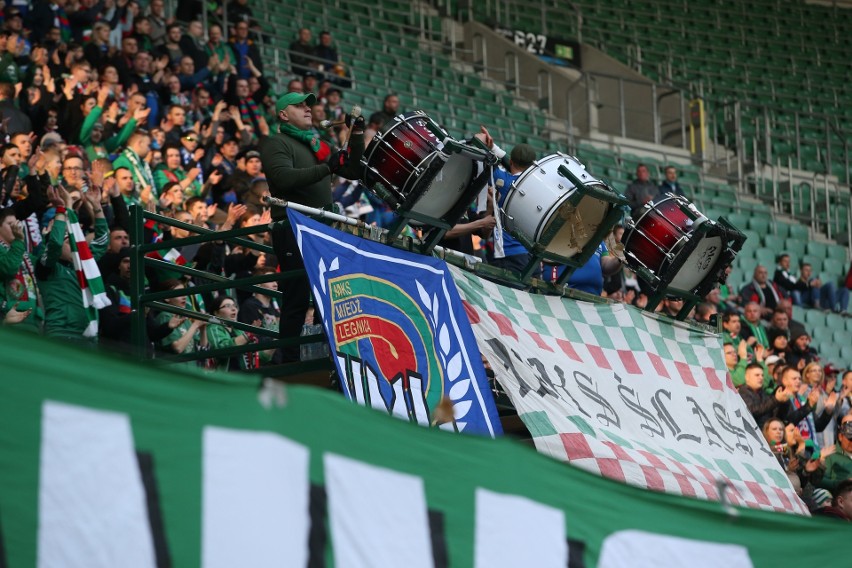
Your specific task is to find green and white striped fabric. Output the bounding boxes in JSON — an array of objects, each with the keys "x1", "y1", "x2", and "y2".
[{"x1": 449, "y1": 266, "x2": 807, "y2": 515}]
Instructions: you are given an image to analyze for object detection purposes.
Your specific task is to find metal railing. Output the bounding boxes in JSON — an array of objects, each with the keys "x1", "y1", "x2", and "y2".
[{"x1": 128, "y1": 206, "x2": 334, "y2": 375}]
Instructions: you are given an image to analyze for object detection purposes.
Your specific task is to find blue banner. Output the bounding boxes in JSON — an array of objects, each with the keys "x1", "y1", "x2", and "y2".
[{"x1": 288, "y1": 210, "x2": 503, "y2": 437}]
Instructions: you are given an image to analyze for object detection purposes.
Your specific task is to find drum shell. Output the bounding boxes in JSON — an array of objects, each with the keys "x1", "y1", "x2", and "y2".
[
  {"x1": 623, "y1": 197, "x2": 693, "y2": 274},
  {"x1": 363, "y1": 115, "x2": 439, "y2": 192},
  {"x1": 623, "y1": 195, "x2": 725, "y2": 293},
  {"x1": 503, "y1": 153, "x2": 611, "y2": 260},
  {"x1": 361, "y1": 111, "x2": 474, "y2": 221}
]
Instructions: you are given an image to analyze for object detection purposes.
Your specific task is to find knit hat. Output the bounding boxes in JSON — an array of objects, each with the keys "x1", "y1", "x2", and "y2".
[
  {"x1": 811, "y1": 488, "x2": 832, "y2": 510},
  {"x1": 275, "y1": 92, "x2": 317, "y2": 115}
]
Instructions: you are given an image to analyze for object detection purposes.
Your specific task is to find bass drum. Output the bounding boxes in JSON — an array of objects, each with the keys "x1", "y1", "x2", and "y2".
[
  {"x1": 361, "y1": 111, "x2": 474, "y2": 221},
  {"x1": 622, "y1": 194, "x2": 725, "y2": 292},
  {"x1": 502, "y1": 153, "x2": 614, "y2": 260}
]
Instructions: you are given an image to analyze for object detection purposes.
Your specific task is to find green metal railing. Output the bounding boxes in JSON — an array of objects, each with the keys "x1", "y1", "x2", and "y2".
[{"x1": 128, "y1": 205, "x2": 331, "y2": 375}]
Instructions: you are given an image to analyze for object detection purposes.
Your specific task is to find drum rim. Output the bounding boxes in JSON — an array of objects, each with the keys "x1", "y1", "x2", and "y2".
[
  {"x1": 510, "y1": 152, "x2": 582, "y2": 190},
  {"x1": 361, "y1": 111, "x2": 446, "y2": 197},
  {"x1": 622, "y1": 194, "x2": 705, "y2": 249},
  {"x1": 642, "y1": 217, "x2": 729, "y2": 293},
  {"x1": 362, "y1": 110, "x2": 443, "y2": 166}
]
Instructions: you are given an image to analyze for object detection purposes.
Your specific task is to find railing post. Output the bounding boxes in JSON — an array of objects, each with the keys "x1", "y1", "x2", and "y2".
[
  {"x1": 129, "y1": 205, "x2": 147, "y2": 360},
  {"x1": 618, "y1": 77, "x2": 626, "y2": 138},
  {"x1": 651, "y1": 83, "x2": 660, "y2": 145}
]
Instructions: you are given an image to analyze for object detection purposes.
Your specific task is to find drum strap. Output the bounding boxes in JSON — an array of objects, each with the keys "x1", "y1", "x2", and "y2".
[{"x1": 490, "y1": 166, "x2": 505, "y2": 259}]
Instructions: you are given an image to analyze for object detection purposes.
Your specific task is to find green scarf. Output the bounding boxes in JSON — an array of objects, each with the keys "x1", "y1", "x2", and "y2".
[{"x1": 279, "y1": 123, "x2": 331, "y2": 161}]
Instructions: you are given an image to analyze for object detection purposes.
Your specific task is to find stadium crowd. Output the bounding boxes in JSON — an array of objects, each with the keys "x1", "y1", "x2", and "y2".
[{"x1": 0, "y1": 2, "x2": 850, "y2": 518}]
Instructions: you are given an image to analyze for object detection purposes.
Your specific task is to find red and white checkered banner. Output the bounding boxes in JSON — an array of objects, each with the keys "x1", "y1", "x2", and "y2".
[{"x1": 450, "y1": 266, "x2": 808, "y2": 515}]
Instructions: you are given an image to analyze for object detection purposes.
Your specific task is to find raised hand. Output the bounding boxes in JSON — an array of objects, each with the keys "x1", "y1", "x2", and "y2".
[
  {"x1": 104, "y1": 176, "x2": 118, "y2": 197},
  {"x1": 91, "y1": 159, "x2": 108, "y2": 188},
  {"x1": 134, "y1": 106, "x2": 151, "y2": 123},
  {"x1": 84, "y1": 184, "x2": 103, "y2": 207},
  {"x1": 807, "y1": 386, "x2": 820, "y2": 407},
  {"x1": 225, "y1": 202, "x2": 246, "y2": 226},
  {"x1": 10, "y1": 220, "x2": 24, "y2": 242}
]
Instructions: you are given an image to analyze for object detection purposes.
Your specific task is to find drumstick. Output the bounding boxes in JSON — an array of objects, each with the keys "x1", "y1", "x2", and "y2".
[{"x1": 340, "y1": 105, "x2": 362, "y2": 152}]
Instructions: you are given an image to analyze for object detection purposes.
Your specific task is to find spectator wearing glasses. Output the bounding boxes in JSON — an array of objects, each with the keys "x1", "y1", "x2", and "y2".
[{"x1": 819, "y1": 415, "x2": 852, "y2": 492}]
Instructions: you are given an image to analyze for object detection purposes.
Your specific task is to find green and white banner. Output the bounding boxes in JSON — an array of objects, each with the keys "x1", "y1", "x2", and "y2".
[
  {"x1": 0, "y1": 327, "x2": 845, "y2": 568},
  {"x1": 450, "y1": 266, "x2": 807, "y2": 514}
]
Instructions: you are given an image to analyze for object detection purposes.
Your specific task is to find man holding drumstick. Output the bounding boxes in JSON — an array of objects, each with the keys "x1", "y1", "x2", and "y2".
[{"x1": 260, "y1": 91, "x2": 365, "y2": 361}]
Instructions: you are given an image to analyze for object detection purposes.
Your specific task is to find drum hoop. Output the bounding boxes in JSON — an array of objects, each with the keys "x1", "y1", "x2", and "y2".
[{"x1": 401, "y1": 153, "x2": 442, "y2": 206}]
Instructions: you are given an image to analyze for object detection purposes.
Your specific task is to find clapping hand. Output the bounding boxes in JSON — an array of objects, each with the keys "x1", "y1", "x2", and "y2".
[{"x1": 3, "y1": 304, "x2": 32, "y2": 325}]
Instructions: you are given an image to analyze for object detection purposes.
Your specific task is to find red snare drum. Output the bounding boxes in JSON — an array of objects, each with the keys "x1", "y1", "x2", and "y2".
[
  {"x1": 622, "y1": 194, "x2": 725, "y2": 293},
  {"x1": 361, "y1": 111, "x2": 474, "y2": 220}
]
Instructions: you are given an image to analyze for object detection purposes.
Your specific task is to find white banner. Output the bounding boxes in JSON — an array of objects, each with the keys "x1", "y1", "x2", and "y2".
[{"x1": 450, "y1": 266, "x2": 807, "y2": 514}]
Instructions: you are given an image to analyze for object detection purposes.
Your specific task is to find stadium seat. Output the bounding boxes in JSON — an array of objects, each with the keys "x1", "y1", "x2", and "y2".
[
  {"x1": 784, "y1": 238, "x2": 807, "y2": 260},
  {"x1": 825, "y1": 313, "x2": 846, "y2": 332},
  {"x1": 804, "y1": 309, "x2": 827, "y2": 329}
]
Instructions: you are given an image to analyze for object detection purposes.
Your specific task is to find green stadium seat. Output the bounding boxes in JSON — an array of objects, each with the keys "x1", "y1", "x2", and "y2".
[
  {"x1": 784, "y1": 238, "x2": 807, "y2": 259},
  {"x1": 819, "y1": 342, "x2": 842, "y2": 362},
  {"x1": 812, "y1": 325, "x2": 834, "y2": 344},
  {"x1": 804, "y1": 309, "x2": 827, "y2": 329},
  {"x1": 827, "y1": 245, "x2": 849, "y2": 263},
  {"x1": 801, "y1": 255, "x2": 824, "y2": 274},
  {"x1": 748, "y1": 217, "x2": 772, "y2": 234},
  {"x1": 839, "y1": 345, "x2": 852, "y2": 365},
  {"x1": 754, "y1": 247, "x2": 776, "y2": 268},
  {"x1": 788, "y1": 224, "x2": 810, "y2": 240},
  {"x1": 825, "y1": 313, "x2": 846, "y2": 332},
  {"x1": 775, "y1": 222, "x2": 796, "y2": 238},
  {"x1": 763, "y1": 235, "x2": 785, "y2": 251},
  {"x1": 805, "y1": 241, "x2": 829, "y2": 258},
  {"x1": 823, "y1": 258, "x2": 846, "y2": 280}
]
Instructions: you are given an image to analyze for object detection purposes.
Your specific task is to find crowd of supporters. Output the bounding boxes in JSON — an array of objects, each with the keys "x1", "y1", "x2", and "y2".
[{"x1": 1, "y1": 2, "x2": 850, "y2": 518}]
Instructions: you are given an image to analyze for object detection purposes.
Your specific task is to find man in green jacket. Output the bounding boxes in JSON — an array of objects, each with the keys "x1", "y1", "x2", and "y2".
[
  {"x1": 0, "y1": 208, "x2": 41, "y2": 330},
  {"x1": 259, "y1": 91, "x2": 365, "y2": 361},
  {"x1": 820, "y1": 415, "x2": 852, "y2": 492},
  {"x1": 36, "y1": 187, "x2": 109, "y2": 341}
]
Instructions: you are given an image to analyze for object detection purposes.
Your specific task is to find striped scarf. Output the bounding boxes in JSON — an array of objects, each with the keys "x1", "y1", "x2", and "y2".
[
  {"x1": 145, "y1": 247, "x2": 187, "y2": 266},
  {"x1": 793, "y1": 391, "x2": 818, "y2": 446},
  {"x1": 279, "y1": 123, "x2": 332, "y2": 162},
  {"x1": 239, "y1": 98, "x2": 259, "y2": 131},
  {"x1": 67, "y1": 210, "x2": 111, "y2": 337},
  {"x1": 52, "y1": 5, "x2": 71, "y2": 43}
]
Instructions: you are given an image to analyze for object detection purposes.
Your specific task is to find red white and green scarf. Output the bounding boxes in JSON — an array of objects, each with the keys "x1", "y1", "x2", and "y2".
[
  {"x1": 279, "y1": 123, "x2": 332, "y2": 162},
  {"x1": 67, "y1": 210, "x2": 111, "y2": 337},
  {"x1": 239, "y1": 98, "x2": 260, "y2": 132}
]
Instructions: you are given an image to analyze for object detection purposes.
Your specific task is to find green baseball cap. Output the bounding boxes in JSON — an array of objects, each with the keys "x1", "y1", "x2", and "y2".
[{"x1": 275, "y1": 92, "x2": 317, "y2": 115}]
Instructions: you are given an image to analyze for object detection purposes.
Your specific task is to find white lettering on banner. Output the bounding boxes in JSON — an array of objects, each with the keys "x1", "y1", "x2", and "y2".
[
  {"x1": 337, "y1": 352, "x2": 432, "y2": 426},
  {"x1": 599, "y1": 530, "x2": 754, "y2": 568},
  {"x1": 38, "y1": 401, "x2": 156, "y2": 568},
  {"x1": 324, "y1": 453, "x2": 435, "y2": 568},
  {"x1": 454, "y1": 276, "x2": 809, "y2": 514},
  {"x1": 31, "y1": 401, "x2": 772, "y2": 564},
  {"x1": 474, "y1": 488, "x2": 568, "y2": 568},
  {"x1": 201, "y1": 427, "x2": 311, "y2": 568},
  {"x1": 485, "y1": 337, "x2": 774, "y2": 464}
]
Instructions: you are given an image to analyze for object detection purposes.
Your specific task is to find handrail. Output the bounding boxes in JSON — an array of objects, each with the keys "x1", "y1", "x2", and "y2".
[{"x1": 128, "y1": 206, "x2": 320, "y2": 364}]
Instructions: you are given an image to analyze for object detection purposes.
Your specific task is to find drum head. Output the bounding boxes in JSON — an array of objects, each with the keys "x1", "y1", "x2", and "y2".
[
  {"x1": 540, "y1": 194, "x2": 610, "y2": 258},
  {"x1": 409, "y1": 153, "x2": 474, "y2": 219},
  {"x1": 668, "y1": 231, "x2": 723, "y2": 291}
]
